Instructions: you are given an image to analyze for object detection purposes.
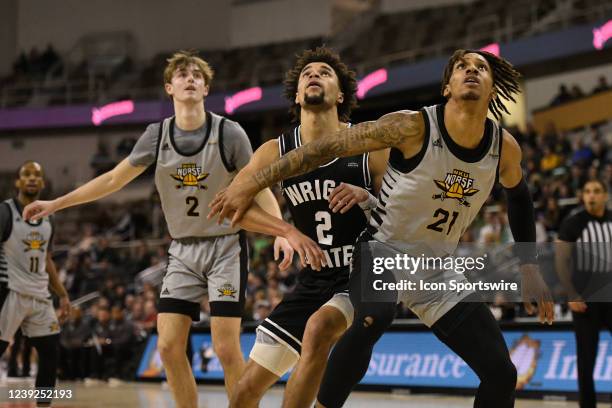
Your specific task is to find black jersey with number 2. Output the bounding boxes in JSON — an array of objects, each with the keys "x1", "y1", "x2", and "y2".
[{"x1": 278, "y1": 125, "x2": 371, "y2": 281}]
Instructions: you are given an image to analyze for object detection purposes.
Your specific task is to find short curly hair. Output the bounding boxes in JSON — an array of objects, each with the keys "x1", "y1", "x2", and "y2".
[
  {"x1": 284, "y1": 47, "x2": 358, "y2": 123},
  {"x1": 441, "y1": 49, "x2": 521, "y2": 120}
]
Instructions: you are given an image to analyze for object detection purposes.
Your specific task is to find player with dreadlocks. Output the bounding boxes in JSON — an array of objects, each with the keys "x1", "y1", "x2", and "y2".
[{"x1": 208, "y1": 49, "x2": 555, "y2": 407}]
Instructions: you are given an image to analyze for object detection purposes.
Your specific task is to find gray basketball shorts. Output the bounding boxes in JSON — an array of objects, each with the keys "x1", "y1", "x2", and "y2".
[
  {"x1": 158, "y1": 231, "x2": 248, "y2": 320},
  {"x1": 0, "y1": 285, "x2": 60, "y2": 342}
]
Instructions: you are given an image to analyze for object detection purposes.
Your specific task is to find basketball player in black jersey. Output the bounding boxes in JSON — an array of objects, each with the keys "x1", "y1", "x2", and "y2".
[
  {"x1": 220, "y1": 48, "x2": 388, "y2": 408},
  {"x1": 210, "y1": 49, "x2": 555, "y2": 408}
]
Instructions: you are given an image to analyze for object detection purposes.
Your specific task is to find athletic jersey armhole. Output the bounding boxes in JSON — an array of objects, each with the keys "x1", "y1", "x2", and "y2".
[
  {"x1": 0, "y1": 202, "x2": 12, "y2": 242},
  {"x1": 277, "y1": 135, "x2": 284, "y2": 158},
  {"x1": 389, "y1": 109, "x2": 430, "y2": 174},
  {"x1": 495, "y1": 124, "x2": 504, "y2": 185},
  {"x1": 218, "y1": 118, "x2": 235, "y2": 172},
  {"x1": 48, "y1": 215, "x2": 55, "y2": 251},
  {"x1": 152, "y1": 120, "x2": 164, "y2": 179},
  {"x1": 363, "y1": 152, "x2": 372, "y2": 189},
  {"x1": 154, "y1": 120, "x2": 164, "y2": 163}
]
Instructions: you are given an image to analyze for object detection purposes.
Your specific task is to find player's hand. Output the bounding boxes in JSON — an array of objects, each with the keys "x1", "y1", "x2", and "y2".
[
  {"x1": 520, "y1": 264, "x2": 554, "y2": 325},
  {"x1": 208, "y1": 181, "x2": 259, "y2": 227},
  {"x1": 58, "y1": 295, "x2": 71, "y2": 324},
  {"x1": 23, "y1": 199, "x2": 59, "y2": 222},
  {"x1": 328, "y1": 183, "x2": 369, "y2": 214},
  {"x1": 274, "y1": 237, "x2": 294, "y2": 271},
  {"x1": 568, "y1": 301, "x2": 588, "y2": 313},
  {"x1": 284, "y1": 227, "x2": 326, "y2": 271}
]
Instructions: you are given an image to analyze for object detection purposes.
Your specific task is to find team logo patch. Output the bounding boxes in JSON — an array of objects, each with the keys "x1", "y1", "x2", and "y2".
[
  {"x1": 49, "y1": 321, "x2": 60, "y2": 333},
  {"x1": 170, "y1": 163, "x2": 209, "y2": 189},
  {"x1": 432, "y1": 169, "x2": 479, "y2": 207},
  {"x1": 22, "y1": 232, "x2": 47, "y2": 252},
  {"x1": 509, "y1": 335, "x2": 541, "y2": 390},
  {"x1": 217, "y1": 283, "x2": 237, "y2": 298}
]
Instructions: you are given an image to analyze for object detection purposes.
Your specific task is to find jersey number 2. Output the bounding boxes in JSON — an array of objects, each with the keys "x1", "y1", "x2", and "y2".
[
  {"x1": 426, "y1": 208, "x2": 459, "y2": 235},
  {"x1": 186, "y1": 196, "x2": 199, "y2": 217},
  {"x1": 315, "y1": 211, "x2": 333, "y2": 245}
]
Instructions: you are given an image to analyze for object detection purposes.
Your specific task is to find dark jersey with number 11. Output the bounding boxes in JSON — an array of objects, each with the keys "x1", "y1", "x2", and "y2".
[{"x1": 278, "y1": 125, "x2": 371, "y2": 283}]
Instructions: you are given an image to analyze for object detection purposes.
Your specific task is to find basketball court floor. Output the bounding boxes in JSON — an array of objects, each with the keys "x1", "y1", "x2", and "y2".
[{"x1": 0, "y1": 380, "x2": 592, "y2": 407}]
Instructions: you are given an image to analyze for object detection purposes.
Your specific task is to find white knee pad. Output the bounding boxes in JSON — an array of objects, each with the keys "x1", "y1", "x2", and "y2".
[
  {"x1": 249, "y1": 329, "x2": 299, "y2": 377},
  {"x1": 323, "y1": 293, "x2": 354, "y2": 328}
]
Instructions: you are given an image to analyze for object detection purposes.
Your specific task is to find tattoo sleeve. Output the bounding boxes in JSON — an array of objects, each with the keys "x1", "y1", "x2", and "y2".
[{"x1": 252, "y1": 111, "x2": 422, "y2": 189}]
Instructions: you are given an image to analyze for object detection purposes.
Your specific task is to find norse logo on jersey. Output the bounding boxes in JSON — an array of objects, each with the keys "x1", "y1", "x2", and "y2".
[
  {"x1": 217, "y1": 283, "x2": 237, "y2": 298},
  {"x1": 22, "y1": 232, "x2": 47, "y2": 252},
  {"x1": 170, "y1": 163, "x2": 209, "y2": 189},
  {"x1": 49, "y1": 321, "x2": 60, "y2": 333},
  {"x1": 509, "y1": 335, "x2": 540, "y2": 390},
  {"x1": 432, "y1": 169, "x2": 479, "y2": 207}
]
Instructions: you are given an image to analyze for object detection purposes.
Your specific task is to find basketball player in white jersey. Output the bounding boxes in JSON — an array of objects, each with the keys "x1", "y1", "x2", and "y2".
[
  {"x1": 227, "y1": 47, "x2": 388, "y2": 408},
  {"x1": 0, "y1": 161, "x2": 70, "y2": 407},
  {"x1": 22, "y1": 51, "x2": 323, "y2": 408},
  {"x1": 209, "y1": 49, "x2": 555, "y2": 407}
]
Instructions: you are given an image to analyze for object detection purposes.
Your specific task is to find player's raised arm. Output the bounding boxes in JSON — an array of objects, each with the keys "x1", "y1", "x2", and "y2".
[
  {"x1": 209, "y1": 111, "x2": 424, "y2": 224},
  {"x1": 23, "y1": 158, "x2": 146, "y2": 221}
]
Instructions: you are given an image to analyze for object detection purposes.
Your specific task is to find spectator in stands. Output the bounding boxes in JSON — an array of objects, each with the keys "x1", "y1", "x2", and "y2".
[
  {"x1": 572, "y1": 140, "x2": 594, "y2": 167},
  {"x1": 550, "y1": 84, "x2": 573, "y2": 106},
  {"x1": 570, "y1": 84, "x2": 584, "y2": 99},
  {"x1": 90, "y1": 308, "x2": 113, "y2": 381},
  {"x1": 540, "y1": 146, "x2": 563, "y2": 174},
  {"x1": 59, "y1": 307, "x2": 92, "y2": 380},
  {"x1": 109, "y1": 306, "x2": 135, "y2": 380},
  {"x1": 592, "y1": 75, "x2": 610, "y2": 94},
  {"x1": 90, "y1": 142, "x2": 116, "y2": 177},
  {"x1": 40, "y1": 44, "x2": 61, "y2": 77},
  {"x1": 543, "y1": 196, "x2": 562, "y2": 233},
  {"x1": 116, "y1": 137, "x2": 136, "y2": 158},
  {"x1": 140, "y1": 299, "x2": 157, "y2": 332},
  {"x1": 591, "y1": 139, "x2": 607, "y2": 164},
  {"x1": 113, "y1": 285, "x2": 127, "y2": 307},
  {"x1": 570, "y1": 164, "x2": 586, "y2": 195},
  {"x1": 253, "y1": 300, "x2": 271, "y2": 321},
  {"x1": 604, "y1": 164, "x2": 612, "y2": 192}
]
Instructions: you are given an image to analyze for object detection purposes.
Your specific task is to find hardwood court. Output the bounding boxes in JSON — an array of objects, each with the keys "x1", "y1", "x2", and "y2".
[{"x1": 0, "y1": 381, "x2": 591, "y2": 407}]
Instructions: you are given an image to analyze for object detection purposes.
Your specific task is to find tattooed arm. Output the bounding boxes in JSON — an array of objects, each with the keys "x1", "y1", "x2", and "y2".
[
  {"x1": 209, "y1": 110, "x2": 425, "y2": 225},
  {"x1": 252, "y1": 111, "x2": 423, "y2": 190}
]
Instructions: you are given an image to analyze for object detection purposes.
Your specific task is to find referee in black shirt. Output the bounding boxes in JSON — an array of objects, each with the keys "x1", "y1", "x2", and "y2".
[{"x1": 557, "y1": 178, "x2": 612, "y2": 408}]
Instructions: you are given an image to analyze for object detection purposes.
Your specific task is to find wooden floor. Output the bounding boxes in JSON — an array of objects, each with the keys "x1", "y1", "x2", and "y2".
[{"x1": 0, "y1": 380, "x2": 589, "y2": 407}]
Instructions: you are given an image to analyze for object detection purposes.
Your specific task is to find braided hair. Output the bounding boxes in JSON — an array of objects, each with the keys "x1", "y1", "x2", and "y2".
[{"x1": 441, "y1": 49, "x2": 521, "y2": 120}]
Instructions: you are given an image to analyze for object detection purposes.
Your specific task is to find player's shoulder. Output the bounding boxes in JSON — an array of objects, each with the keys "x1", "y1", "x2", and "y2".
[
  {"x1": 499, "y1": 128, "x2": 522, "y2": 162},
  {"x1": 383, "y1": 109, "x2": 423, "y2": 123},
  {"x1": 211, "y1": 112, "x2": 241, "y2": 131},
  {"x1": 142, "y1": 121, "x2": 162, "y2": 138}
]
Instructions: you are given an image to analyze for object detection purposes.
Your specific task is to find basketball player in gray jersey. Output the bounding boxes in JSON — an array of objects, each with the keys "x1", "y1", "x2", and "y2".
[
  {"x1": 0, "y1": 161, "x2": 70, "y2": 407},
  {"x1": 23, "y1": 51, "x2": 323, "y2": 408},
  {"x1": 210, "y1": 49, "x2": 556, "y2": 407}
]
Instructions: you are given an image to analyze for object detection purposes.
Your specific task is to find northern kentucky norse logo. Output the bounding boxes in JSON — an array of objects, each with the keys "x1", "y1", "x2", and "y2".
[
  {"x1": 217, "y1": 283, "x2": 237, "y2": 298},
  {"x1": 432, "y1": 169, "x2": 479, "y2": 207},
  {"x1": 22, "y1": 231, "x2": 47, "y2": 252},
  {"x1": 171, "y1": 163, "x2": 209, "y2": 189}
]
